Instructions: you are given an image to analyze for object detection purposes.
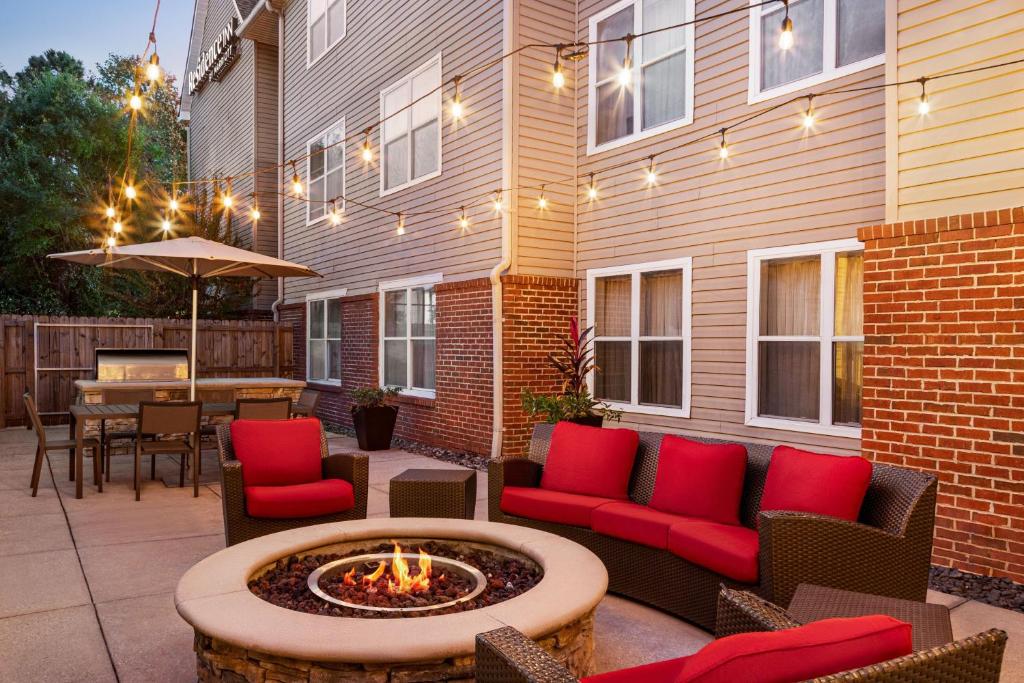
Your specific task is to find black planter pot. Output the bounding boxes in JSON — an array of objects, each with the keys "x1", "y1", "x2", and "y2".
[
  {"x1": 565, "y1": 415, "x2": 603, "y2": 428},
  {"x1": 352, "y1": 405, "x2": 399, "y2": 450}
]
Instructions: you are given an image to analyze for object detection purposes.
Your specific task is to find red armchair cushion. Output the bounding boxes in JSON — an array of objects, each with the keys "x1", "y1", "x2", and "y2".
[
  {"x1": 244, "y1": 479, "x2": 354, "y2": 519},
  {"x1": 539, "y1": 422, "x2": 639, "y2": 499},
  {"x1": 230, "y1": 418, "x2": 323, "y2": 487},
  {"x1": 592, "y1": 501, "x2": 690, "y2": 549},
  {"x1": 648, "y1": 435, "x2": 747, "y2": 525},
  {"x1": 667, "y1": 519, "x2": 759, "y2": 583},
  {"x1": 759, "y1": 445, "x2": 873, "y2": 522},
  {"x1": 500, "y1": 486, "x2": 616, "y2": 528},
  {"x1": 676, "y1": 615, "x2": 912, "y2": 682},
  {"x1": 582, "y1": 655, "x2": 690, "y2": 683}
]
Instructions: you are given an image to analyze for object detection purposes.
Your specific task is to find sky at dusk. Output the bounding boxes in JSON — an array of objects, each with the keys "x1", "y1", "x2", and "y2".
[{"x1": 1, "y1": 0, "x2": 196, "y2": 91}]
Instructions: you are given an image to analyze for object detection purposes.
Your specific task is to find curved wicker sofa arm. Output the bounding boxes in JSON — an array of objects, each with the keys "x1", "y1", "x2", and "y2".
[
  {"x1": 488, "y1": 458, "x2": 543, "y2": 521},
  {"x1": 475, "y1": 627, "x2": 578, "y2": 683},
  {"x1": 814, "y1": 628, "x2": 1007, "y2": 683},
  {"x1": 323, "y1": 453, "x2": 369, "y2": 518},
  {"x1": 759, "y1": 510, "x2": 928, "y2": 607},
  {"x1": 715, "y1": 587, "x2": 799, "y2": 638}
]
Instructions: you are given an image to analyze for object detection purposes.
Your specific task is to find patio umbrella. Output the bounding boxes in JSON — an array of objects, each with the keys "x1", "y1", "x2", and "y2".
[{"x1": 49, "y1": 236, "x2": 320, "y2": 400}]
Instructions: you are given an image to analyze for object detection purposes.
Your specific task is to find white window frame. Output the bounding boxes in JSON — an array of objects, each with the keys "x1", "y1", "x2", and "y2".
[
  {"x1": 747, "y1": 0, "x2": 885, "y2": 104},
  {"x1": 307, "y1": 0, "x2": 346, "y2": 68},
  {"x1": 587, "y1": 0, "x2": 696, "y2": 155},
  {"x1": 379, "y1": 54, "x2": 444, "y2": 197},
  {"x1": 306, "y1": 287, "x2": 347, "y2": 386},
  {"x1": 378, "y1": 273, "x2": 443, "y2": 399},
  {"x1": 744, "y1": 238, "x2": 863, "y2": 438},
  {"x1": 305, "y1": 117, "x2": 345, "y2": 227},
  {"x1": 586, "y1": 257, "x2": 693, "y2": 417}
]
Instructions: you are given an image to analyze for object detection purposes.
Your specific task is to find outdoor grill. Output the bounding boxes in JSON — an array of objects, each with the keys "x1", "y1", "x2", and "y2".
[{"x1": 94, "y1": 348, "x2": 189, "y2": 383}]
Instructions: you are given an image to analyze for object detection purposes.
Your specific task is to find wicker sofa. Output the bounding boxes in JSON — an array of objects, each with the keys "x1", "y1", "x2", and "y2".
[
  {"x1": 215, "y1": 421, "x2": 368, "y2": 546},
  {"x1": 474, "y1": 588, "x2": 1007, "y2": 682},
  {"x1": 489, "y1": 423, "x2": 937, "y2": 631}
]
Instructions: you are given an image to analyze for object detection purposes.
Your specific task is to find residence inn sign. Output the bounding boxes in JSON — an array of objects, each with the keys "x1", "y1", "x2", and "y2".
[{"x1": 187, "y1": 17, "x2": 240, "y2": 96}]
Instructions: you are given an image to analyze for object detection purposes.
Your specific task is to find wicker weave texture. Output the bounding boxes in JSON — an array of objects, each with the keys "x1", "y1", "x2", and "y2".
[
  {"x1": 389, "y1": 469, "x2": 477, "y2": 519},
  {"x1": 715, "y1": 587, "x2": 799, "y2": 638},
  {"x1": 475, "y1": 627, "x2": 578, "y2": 683}
]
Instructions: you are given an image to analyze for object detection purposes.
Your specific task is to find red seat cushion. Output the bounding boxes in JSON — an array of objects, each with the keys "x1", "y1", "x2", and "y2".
[
  {"x1": 759, "y1": 445, "x2": 873, "y2": 523},
  {"x1": 648, "y1": 435, "x2": 747, "y2": 525},
  {"x1": 592, "y1": 501, "x2": 691, "y2": 549},
  {"x1": 230, "y1": 418, "x2": 323, "y2": 487},
  {"x1": 244, "y1": 479, "x2": 354, "y2": 519},
  {"x1": 582, "y1": 655, "x2": 690, "y2": 683},
  {"x1": 676, "y1": 615, "x2": 912, "y2": 682},
  {"x1": 500, "y1": 486, "x2": 616, "y2": 528},
  {"x1": 667, "y1": 518, "x2": 759, "y2": 583},
  {"x1": 539, "y1": 422, "x2": 639, "y2": 500}
]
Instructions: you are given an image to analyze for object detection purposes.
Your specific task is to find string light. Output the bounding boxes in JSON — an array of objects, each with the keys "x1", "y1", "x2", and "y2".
[
  {"x1": 221, "y1": 179, "x2": 234, "y2": 209},
  {"x1": 124, "y1": 183, "x2": 137, "y2": 200},
  {"x1": 106, "y1": 235, "x2": 117, "y2": 248},
  {"x1": 169, "y1": 196, "x2": 179, "y2": 212},
  {"x1": 779, "y1": 0, "x2": 794, "y2": 50},
  {"x1": 396, "y1": 212, "x2": 406, "y2": 235},
  {"x1": 718, "y1": 129, "x2": 730, "y2": 159},
  {"x1": 617, "y1": 35, "x2": 634, "y2": 87},
  {"x1": 145, "y1": 53, "x2": 161, "y2": 82},
  {"x1": 361, "y1": 128, "x2": 373, "y2": 162},
  {"x1": 328, "y1": 200, "x2": 342, "y2": 226},
  {"x1": 290, "y1": 161, "x2": 303, "y2": 195},
  {"x1": 451, "y1": 76, "x2": 464, "y2": 120},
  {"x1": 104, "y1": 206, "x2": 116, "y2": 218},
  {"x1": 113, "y1": 220, "x2": 124, "y2": 234},
  {"x1": 161, "y1": 217, "x2": 172, "y2": 232},
  {"x1": 129, "y1": 92, "x2": 142, "y2": 111},
  {"x1": 537, "y1": 185, "x2": 548, "y2": 210},
  {"x1": 250, "y1": 193, "x2": 261, "y2": 222},
  {"x1": 491, "y1": 191, "x2": 503, "y2": 214},
  {"x1": 802, "y1": 95, "x2": 816, "y2": 128},
  {"x1": 552, "y1": 47, "x2": 565, "y2": 89},
  {"x1": 586, "y1": 173, "x2": 598, "y2": 200},
  {"x1": 458, "y1": 206, "x2": 470, "y2": 231},
  {"x1": 917, "y1": 77, "x2": 930, "y2": 115},
  {"x1": 645, "y1": 156, "x2": 658, "y2": 186}
]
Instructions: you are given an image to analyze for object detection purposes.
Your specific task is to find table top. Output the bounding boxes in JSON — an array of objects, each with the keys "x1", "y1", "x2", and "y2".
[
  {"x1": 788, "y1": 583, "x2": 953, "y2": 652},
  {"x1": 70, "y1": 403, "x2": 236, "y2": 419},
  {"x1": 391, "y1": 468, "x2": 477, "y2": 483}
]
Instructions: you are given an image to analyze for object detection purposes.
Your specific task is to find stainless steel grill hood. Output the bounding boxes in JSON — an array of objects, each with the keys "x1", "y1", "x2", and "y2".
[{"x1": 94, "y1": 349, "x2": 189, "y2": 382}]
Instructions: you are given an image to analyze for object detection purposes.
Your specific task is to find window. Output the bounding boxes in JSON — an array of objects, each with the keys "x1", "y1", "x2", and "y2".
[
  {"x1": 306, "y1": 119, "x2": 345, "y2": 225},
  {"x1": 308, "y1": 0, "x2": 345, "y2": 65},
  {"x1": 307, "y1": 289, "x2": 345, "y2": 384},
  {"x1": 380, "y1": 56, "x2": 442, "y2": 195},
  {"x1": 745, "y1": 239, "x2": 863, "y2": 436},
  {"x1": 379, "y1": 274, "x2": 442, "y2": 397},
  {"x1": 588, "y1": 0, "x2": 695, "y2": 154},
  {"x1": 587, "y1": 257, "x2": 692, "y2": 417},
  {"x1": 748, "y1": 0, "x2": 884, "y2": 102}
]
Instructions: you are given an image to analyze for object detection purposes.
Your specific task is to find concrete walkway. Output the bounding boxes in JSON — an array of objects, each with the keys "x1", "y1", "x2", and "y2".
[{"x1": 0, "y1": 425, "x2": 1021, "y2": 682}]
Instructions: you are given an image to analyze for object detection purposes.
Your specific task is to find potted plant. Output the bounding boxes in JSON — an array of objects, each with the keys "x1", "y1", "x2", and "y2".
[
  {"x1": 351, "y1": 386, "x2": 400, "y2": 451},
  {"x1": 521, "y1": 317, "x2": 622, "y2": 427}
]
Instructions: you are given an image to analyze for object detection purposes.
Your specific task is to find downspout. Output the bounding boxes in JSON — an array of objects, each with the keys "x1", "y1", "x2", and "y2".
[
  {"x1": 270, "y1": 0, "x2": 286, "y2": 321},
  {"x1": 490, "y1": 0, "x2": 515, "y2": 459}
]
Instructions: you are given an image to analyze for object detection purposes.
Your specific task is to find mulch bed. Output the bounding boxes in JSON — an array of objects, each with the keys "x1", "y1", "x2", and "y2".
[
  {"x1": 249, "y1": 541, "x2": 542, "y2": 618},
  {"x1": 930, "y1": 566, "x2": 1024, "y2": 613}
]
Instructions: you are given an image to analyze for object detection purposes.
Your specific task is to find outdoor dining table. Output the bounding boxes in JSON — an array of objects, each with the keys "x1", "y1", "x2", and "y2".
[{"x1": 67, "y1": 402, "x2": 235, "y2": 499}]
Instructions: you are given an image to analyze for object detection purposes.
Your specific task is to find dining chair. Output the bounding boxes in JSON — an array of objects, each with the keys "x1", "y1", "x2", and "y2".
[
  {"x1": 294, "y1": 389, "x2": 321, "y2": 418},
  {"x1": 198, "y1": 389, "x2": 236, "y2": 475},
  {"x1": 24, "y1": 392, "x2": 100, "y2": 497},
  {"x1": 135, "y1": 401, "x2": 202, "y2": 500},
  {"x1": 234, "y1": 397, "x2": 292, "y2": 421},
  {"x1": 100, "y1": 387, "x2": 156, "y2": 482}
]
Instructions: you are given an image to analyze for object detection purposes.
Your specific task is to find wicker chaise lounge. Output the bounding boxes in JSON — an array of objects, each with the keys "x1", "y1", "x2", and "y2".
[{"x1": 489, "y1": 423, "x2": 937, "y2": 631}]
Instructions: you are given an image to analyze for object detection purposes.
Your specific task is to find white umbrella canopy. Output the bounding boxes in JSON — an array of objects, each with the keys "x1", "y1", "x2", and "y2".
[{"x1": 49, "y1": 236, "x2": 320, "y2": 399}]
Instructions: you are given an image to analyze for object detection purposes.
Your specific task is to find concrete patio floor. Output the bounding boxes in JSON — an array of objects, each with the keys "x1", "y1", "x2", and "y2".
[{"x1": 0, "y1": 425, "x2": 1021, "y2": 682}]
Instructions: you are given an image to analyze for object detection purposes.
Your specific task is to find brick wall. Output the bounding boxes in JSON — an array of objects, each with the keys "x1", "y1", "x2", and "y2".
[
  {"x1": 858, "y1": 206, "x2": 1024, "y2": 582},
  {"x1": 501, "y1": 275, "x2": 580, "y2": 457}
]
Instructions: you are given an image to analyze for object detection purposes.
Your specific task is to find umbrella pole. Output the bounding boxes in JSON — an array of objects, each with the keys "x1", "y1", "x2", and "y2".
[{"x1": 190, "y1": 274, "x2": 198, "y2": 402}]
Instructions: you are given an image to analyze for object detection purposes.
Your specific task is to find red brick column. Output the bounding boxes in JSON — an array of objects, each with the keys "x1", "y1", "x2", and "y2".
[
  {"x1": 858, "y1": 206, "x2": 1024, "y2": 582},
  {"x1": 501, "y1": 275, "x2": 580, "y2": 458}
]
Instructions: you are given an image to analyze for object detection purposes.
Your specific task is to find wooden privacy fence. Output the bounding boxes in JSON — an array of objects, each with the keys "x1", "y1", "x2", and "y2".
[{"x1": 0, "y1": 315, "x2": 294, "y2": 427}]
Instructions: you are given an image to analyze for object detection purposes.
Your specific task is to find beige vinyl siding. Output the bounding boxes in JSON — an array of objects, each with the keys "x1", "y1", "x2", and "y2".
[
  {"x1": 890, "y1": 0, "x2": 1024, "y2": 221},
  {"x1": 568, "y1": 0, "x2": 885, "y2": 453},
  {"x1": 280, "y1": 0, "x2": 506, "y2": 302}
]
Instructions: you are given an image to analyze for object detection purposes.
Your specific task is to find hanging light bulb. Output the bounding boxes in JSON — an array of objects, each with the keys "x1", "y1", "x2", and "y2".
[
  {"x1": 113, "y1": 220, "x2": 124, "y2": 234},
  {"x1": 491, "y1": 191, "x2": 503, "y2": 214},
  {"x1": 779, "y1": 1, "x2": 794, "y2": 50},
  {"x1": 250, "y1": 193, "x2": 261, "y2": 222},
  {"x1": 802, "y1": 95, "x2": 816, "y2": 128},
  {"x1": 916, "y1": 77, "x2": 930, "y2": 115},
  {"x1": 537, "y1": 185, "x2": 548, "y2": 210},
  {"x1": 169, "y1": 196, "x2": 179, "y2": 212},
  {"x1": 124, "y1": 183, "x2": 137, "y2": 200},
  {"x1": 328, "y1": 200, "x2": 343, "y2": 226},
  {"x1": 104, "y1": 205, "x2": 116, "y2": 218},
  {"x1": 552, "y1": 47, "x2": 566, "y2": 89},
  {"x1": 458, "y1": 206, "x2": 470, "y2": 231},
  {"x1": 221, "y1": 180, "x2": 234, "y2": 209},
  {"x1": 360, "y1": 128, "x2": 373, "y2": 162},
  {"x1": 145, "y1": 53, "x2": 161, "y2": 82},
  {"x1": 129, "y1": 92, "x2": 142, "y2": 111},
  {"x1": 450, "y1": 76, "x2": 464, "y2": 120},
  {"x1": 290, "y1": 161, "x2": 303, "y2": 195},
  {"x1": 645, "y1": 156, "x2": 658, "y2": 186},
  {"x1": 718, "y1": 129, "x2": 730, "y2": 159},
  {"x1": 396, "y1": 212, "x2": 406, "y2": 235},
  {"x1": 586, "y1": 173, "x2": 598, "y2": 200},
  {"x1": 617, "y1": 36, "x2": 634, "y2": 87},
  {"x1": 106, "y1": 235, "x2": 117, "y2": 248},
  {"x1": 161, "y1": 217, "x2": 172, "y2": 232}
]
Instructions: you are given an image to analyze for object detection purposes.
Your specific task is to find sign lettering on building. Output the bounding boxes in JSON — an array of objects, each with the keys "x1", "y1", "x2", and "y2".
[{"x1": 187, "y1": 18, "x2": 240, "y2": 96}]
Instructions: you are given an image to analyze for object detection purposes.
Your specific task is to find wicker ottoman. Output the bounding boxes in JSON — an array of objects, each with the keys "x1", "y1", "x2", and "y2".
[{"x1": 389, "y1": 469, "x2": 478, "y2": 519}]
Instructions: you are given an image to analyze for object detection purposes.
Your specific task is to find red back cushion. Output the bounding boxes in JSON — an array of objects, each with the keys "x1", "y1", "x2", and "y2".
[
  {"x1": 230, "y1": 418, "x2": 323, "y2": 487},
  {"x1": 677, "y1": 615, "x2": 912, "y2": 683},
  {"x1": 759, "y1": 445, "x2": 873, "y2": 522},
  {"x1": 648, "y1": 436, "x2": 747, "y2": 525},
  {"x1": 540, "y1": 422, "x2": 639, "y2": 499}
]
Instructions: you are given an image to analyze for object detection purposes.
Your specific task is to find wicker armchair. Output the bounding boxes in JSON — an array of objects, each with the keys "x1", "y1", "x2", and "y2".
[
  {"x1": 215, "y1": 423, "x2": 368, "y2": 546},
  {"x1": 475, "y1": 589, "x2": 1007, "y2": 683},
  {"x1": 489, "y1": 423, "x2": 937, "y2": 629}
]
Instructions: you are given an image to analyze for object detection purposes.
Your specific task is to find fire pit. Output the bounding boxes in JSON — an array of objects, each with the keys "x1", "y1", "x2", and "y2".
[{"x1": 176, "y1": 519, "x2": 607, "y2": 682}]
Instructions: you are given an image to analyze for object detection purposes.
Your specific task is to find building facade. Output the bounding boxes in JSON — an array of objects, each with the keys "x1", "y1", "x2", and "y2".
[{"x1": 184, "y1": 0, "x2": 1024, "y2": 581}]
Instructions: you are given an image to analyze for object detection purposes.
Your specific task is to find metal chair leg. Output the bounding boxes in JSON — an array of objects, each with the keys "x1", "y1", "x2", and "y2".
[
  {"x1": 179, "y1": 452, "x2": 186, "y2": 487},
  {"x1": 134, "y1": 442, "x2": 142, "y2": 501}
]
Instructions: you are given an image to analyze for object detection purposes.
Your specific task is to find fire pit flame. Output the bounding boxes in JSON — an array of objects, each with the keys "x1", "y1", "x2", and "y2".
[{"x1": 339, "y1": 544, "x2": 432, "y2": 595}]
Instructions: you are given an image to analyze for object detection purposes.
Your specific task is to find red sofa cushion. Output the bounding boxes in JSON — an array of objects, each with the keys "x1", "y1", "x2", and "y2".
[
  {"x1": 582, "y1": 655, "x2": 690, "y2": 683},
  {"x1": 244, "y1": 479, "x2": 354, "y2": 519},
  {"x1": 667, "y1": 519, "x2": 759, "y2": 583},
  {"x1": 539, "y1": 422, "x2": 639, "y2": 499},
  {"x1": 500, "y1": 486, "x2": 616, "y2": 528},
  {"x1": 592, "y1": 501, "x2": 691, "y2": 549},
  {"x1": 759, "y1": 445, "x2": 873, "y2": 523},
  {"x1": 676, "y1": 615, "x2": 912, "y2": 682},
  {"x1": 648, "y1": 435, "x2": 747, "y2": 525},
  {"x1": 230, "y1": 418, "x2": 323, "y2": 487}
]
